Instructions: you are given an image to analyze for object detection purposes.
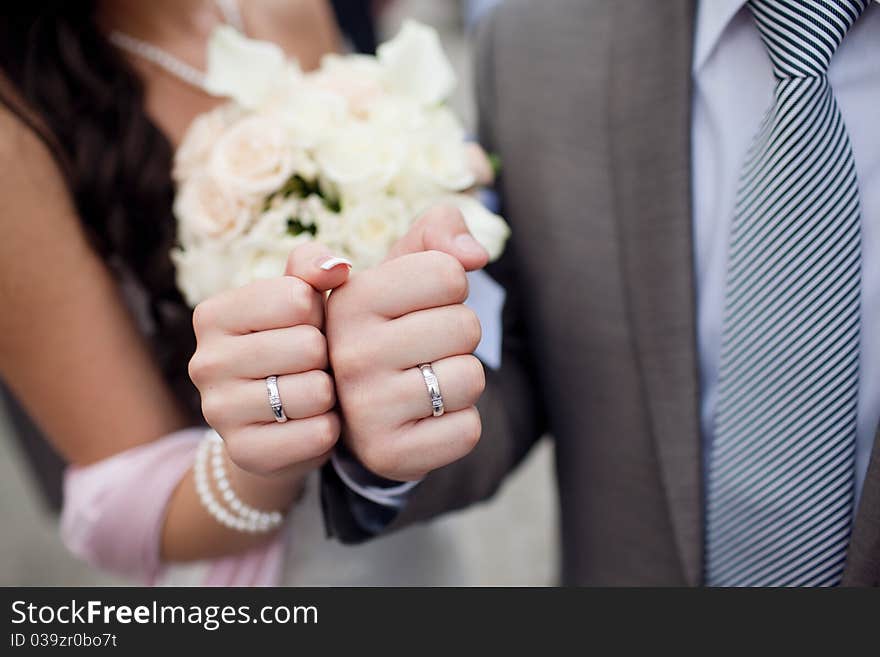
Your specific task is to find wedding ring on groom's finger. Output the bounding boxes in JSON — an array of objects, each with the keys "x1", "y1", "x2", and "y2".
[
  {"x1": 417, "y1": 363, "x2": 445, "y2": 417},
  {"x1": 265, "y1": 375, "x2": 288, "y2": 423}
]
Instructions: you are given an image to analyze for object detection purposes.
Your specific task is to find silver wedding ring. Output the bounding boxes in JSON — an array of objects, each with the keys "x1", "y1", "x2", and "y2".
[
  {"x1": 265, "y1": 375, "x2": 288, "y2": 423},
  {"x1": 417, "y1": 363, "x2": 445, "y2": 417}
]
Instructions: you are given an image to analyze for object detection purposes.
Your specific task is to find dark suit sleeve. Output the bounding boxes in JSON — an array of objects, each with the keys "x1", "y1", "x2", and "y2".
[{"x1": 321, "y1": 10, "x2": 548, "y2": 542}]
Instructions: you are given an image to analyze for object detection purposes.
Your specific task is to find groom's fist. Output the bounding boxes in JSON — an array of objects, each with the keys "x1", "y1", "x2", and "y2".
[
  {"x1": 386, "y1": 204, "x2": 490, "y2": 271},
  {"x1": 327, "y1": 206, "x2": 488, "y2": 481}
]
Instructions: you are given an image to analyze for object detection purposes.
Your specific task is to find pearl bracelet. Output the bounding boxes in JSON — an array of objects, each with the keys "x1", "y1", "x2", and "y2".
[{"x1": 194, "y1": 430, "x2": 284, "y2": 534}]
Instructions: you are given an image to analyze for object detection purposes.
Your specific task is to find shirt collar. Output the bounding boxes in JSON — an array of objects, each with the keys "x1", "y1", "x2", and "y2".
[
  {"x1": 693, "y1": 0, "x2": 747, "y2": 74},
  {"x1": 695, "y1": 0, "x2": 880, "y2": 73}
]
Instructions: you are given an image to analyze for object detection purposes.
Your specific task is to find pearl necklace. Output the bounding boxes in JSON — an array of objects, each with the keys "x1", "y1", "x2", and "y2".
[{"x1": 108, "y1": 0, "x2": 245, "y2": 92}]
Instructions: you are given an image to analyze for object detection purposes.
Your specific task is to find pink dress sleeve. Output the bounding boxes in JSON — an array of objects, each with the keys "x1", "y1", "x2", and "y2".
[{"x1": 60, "y1": 428, "x2": 284, "y2": 586}]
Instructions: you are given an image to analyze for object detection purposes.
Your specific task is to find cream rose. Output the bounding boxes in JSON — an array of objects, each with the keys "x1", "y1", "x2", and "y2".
[
  {"x1": 173, "y1": 103, "x2": 242, "y2": 184},
  {"x1": 210, "y1": 115, "x2": 297, "y2": 196},
  {"x1": 343, "y1": 195, "x2": 410, "y2": 269},
  {"x1": 173, "y1": 173, "x2": 256, "y2": 245},
  {"x1": 273, "y1": 84, "x2": 348, "y2": 149},
  {"x1": 315, "y1": 123, "x2": 405, "y2": 193},
  {"x1": 363, "y1": 93, "x2": 427, "y2": 132},
  {"x1": 409, "y1": 107, "x2": 475, "y2": 192},
  {"x1": 311, "y1": 54, "x2": 385, "y2": 115}
]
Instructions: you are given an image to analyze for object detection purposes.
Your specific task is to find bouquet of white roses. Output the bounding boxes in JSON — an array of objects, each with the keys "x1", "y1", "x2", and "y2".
[{"x1": 171, "y1": 20, "x2": 510, "y2": 306}]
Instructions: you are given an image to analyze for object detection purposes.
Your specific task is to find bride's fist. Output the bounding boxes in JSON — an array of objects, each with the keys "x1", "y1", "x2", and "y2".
[
  {"x1": 327, "y1": 206, "x2": 489, "y2": 481},
  {"x1": 188, "y1": 243, "x2": 351, "y2": 477}
]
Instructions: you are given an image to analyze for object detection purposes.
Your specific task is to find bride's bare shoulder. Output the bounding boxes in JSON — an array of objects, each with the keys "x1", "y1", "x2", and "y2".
[
  {"x1": 0, "y1": 99, "x2": 78, "y2": 234},
  {"x1": 0, "y1": 100, "x2": 74, "y2": 218},
  {"x1": 0, "y1": 98, "x2": 103, "y2": 321}
]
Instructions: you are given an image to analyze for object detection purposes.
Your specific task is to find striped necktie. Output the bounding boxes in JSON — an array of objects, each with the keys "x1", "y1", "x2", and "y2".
[{"x1": 705, "y1": 0, "x2": 867, "y2": 586}]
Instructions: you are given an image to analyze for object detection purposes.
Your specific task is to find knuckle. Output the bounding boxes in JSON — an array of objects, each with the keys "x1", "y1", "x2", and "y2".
[
  {"x1": 188, "y1": 350, "x2": 221, "y2": 385},
  {"x1": 187, "y1": 353, "x2": 203, "y2": 384},
  {"x1": 222, "y1": 434, "x2": 253, "y2": 470},
  {"x1": 199, "y1": 391, "x2": 227, "y2": 426},
  {"x1": 191, "y1": 299, "x2": 218, "y2": 335},
  {"x1": 426, "y1": 251, "x2": 468, "y2": 301},
  {"x1": 299, "y1": 324, "x2": 327, "y2": 359},
  {"x1": 225, "y1": 437, "x2": 277, "y2": 476},
  {"x1": 311, "y1": 412, "x2": 340, "y2": 452},
  {"x1": 463, "y1": 355, "x2": 486, "y2": 399},
  {"x1": 460, "y1": 407, "x2": 483, "y2": 454},
  {"x1": 285, "y1": 277, "x2": 316, "y2": 322},
  {"x1": 310, "y1": 371, "x2": 336, "y2": 412},
  {"x1": 458, "y1": 306, "x2": 482, "y2": 351}
]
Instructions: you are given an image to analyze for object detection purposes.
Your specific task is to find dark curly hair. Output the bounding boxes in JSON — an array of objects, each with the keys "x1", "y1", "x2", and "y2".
[{"x1": 0, "y1": 1, "x2": 200, "y2": 414}]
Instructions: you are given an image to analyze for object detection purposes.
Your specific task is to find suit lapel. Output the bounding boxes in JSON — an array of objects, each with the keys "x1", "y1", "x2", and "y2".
[
  {"x1": 843, "y1": 427, "x2": 880, "y2": 585},
  {"x1": 608, "y1": 0, "x2": 702, "y2": 585}
]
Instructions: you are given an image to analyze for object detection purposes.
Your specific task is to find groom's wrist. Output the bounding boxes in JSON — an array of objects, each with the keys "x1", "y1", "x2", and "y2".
[{"x1": 330, "y1": 445, "x2": 421, "y2": 508}]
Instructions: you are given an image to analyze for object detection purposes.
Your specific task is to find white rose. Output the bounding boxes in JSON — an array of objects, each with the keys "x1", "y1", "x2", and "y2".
[
  {"x1": 363, "y1": 93, "x2": 427, "y2": 132},
  {"x1": 378, "y1": 20, "x2": 456, "y2": 106},
  {"x1": 171, "y1": 244, "x2": 236, "y2": 306},
  {"x1": 288, "y1": 195, "x2": 346, "y2": 251},
  {"x1": 204, "y1": 26, "x2": 290, "y2": 109},
  {"x1": 273, "y1": 83, "x2": 348, "y2": 149},
  {"x1": 343, "y1": 195, "x2": 411, "y2": 269},
  {"x1": 315, "y1": 122, "x2": 405, "y2": 193},
  {"x1": 246, "y1": 195, "x2": 342, "y2": 251},
  {"x1": 173, "y1": 103, "x2": 242, "y2": 184},
  {"x1": 210, "y1": 115, "x2": 297, "y2": 196},
  {"x1": 430, "y1": 194, "x2": 510, "y2": 262},
  {"x1": 409, "y1": 107, "x2": 474, "y2": 192},
  {"x1": 246, "y1": 198, "x2": 300, "y2": 245},
  {"x1": 174, "y1": 173, "x2": 256, "y2": 246},
  {"x1": 297, "y1": 194, "x2": 337, "y2": 235},
  {"x1": 311, "y1": 54, "x2": 386, "y2": 115}
]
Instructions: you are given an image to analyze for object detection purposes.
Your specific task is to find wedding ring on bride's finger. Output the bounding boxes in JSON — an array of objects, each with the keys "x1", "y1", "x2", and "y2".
[
  {"x1": 417, "y1": 363, "x2": 445, "y2": 417},
  {"x1": 265, "y1": 375, "x2": 288, "y2": 423}
]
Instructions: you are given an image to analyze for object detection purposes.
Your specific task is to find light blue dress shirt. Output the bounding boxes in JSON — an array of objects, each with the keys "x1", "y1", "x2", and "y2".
[
  {"x1": 462, "y1": 0, "x2": 504, "y2": 29},
  {"x1": 693, "y1": 0, "x2": 880, "y2": 507}
]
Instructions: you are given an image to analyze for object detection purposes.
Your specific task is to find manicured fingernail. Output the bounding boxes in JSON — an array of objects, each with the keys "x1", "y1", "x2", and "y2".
[
  {"x1": 454, "y1": 233, "x2": 488, "y2": 257},
  {"x1": 316, "y1": 256, "x2": 353, "y2": 271}
]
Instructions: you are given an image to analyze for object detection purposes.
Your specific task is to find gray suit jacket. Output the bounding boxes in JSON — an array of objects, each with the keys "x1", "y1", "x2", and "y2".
[{"x1": 323, "y1": 0, "x2": 880, "y2": 586}]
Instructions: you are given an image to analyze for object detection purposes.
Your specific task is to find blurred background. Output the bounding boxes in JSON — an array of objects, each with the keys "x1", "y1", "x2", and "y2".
[{"x1": 0, "y1": 0, "x2": 559, "y2": 587}]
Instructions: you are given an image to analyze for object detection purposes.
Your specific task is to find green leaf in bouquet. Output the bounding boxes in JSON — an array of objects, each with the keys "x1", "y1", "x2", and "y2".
[
  {"x1": 322, "y1": 195, "x2": 341, "y2": 213},
  {"x1": 265, "y1": 174, "x2": 342, "y2": 214},
  {"x1": 286, "y1": 217, "x2": 318, "y2": 237},
  {"x1": 282, "y1": 175, "x2": 320, "y2": 199}
]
